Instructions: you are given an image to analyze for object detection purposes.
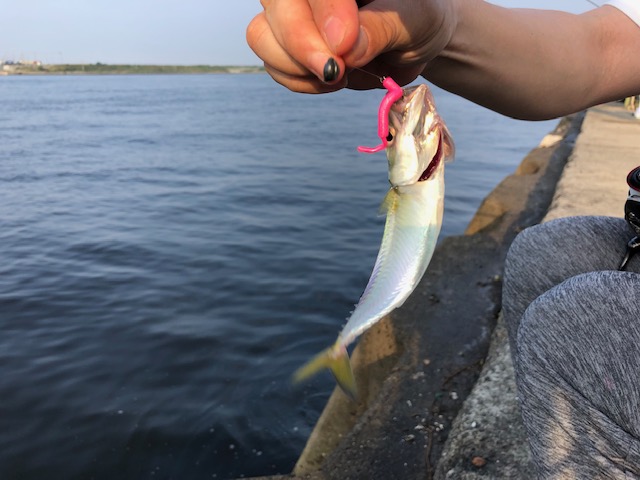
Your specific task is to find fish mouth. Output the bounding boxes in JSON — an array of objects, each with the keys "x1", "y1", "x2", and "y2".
[{"x1": 418, "y1": 129, "x2": 444, "y2": 182}]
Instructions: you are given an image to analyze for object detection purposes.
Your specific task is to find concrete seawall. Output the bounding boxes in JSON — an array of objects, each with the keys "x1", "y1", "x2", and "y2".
[
  {"x1": 436, "y1": 102, "x2": 640, "y2": 479},
  {"x1": 248, "y1": 102, "x2": 640, "y2": 480}
]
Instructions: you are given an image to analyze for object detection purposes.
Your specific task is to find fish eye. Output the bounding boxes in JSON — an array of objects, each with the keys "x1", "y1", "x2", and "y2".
[{"x1": 386, "y1": 132, "x2": 393, "y2": 142}]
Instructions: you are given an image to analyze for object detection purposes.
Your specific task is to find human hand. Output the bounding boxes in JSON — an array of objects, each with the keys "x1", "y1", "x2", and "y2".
[{"x1": 246, "y1": 0, "x2": 458, "y2": 93}]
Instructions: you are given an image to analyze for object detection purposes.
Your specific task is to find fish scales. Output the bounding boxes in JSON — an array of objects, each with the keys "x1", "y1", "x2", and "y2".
[{"x1": 342, "y1": 167, "x2": 444, "y2": 346}]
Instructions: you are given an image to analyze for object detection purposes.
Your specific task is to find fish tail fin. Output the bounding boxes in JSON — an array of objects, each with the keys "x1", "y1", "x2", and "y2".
[{"x1": 293, "y1": 344, "x2": 357, "y2": 399}]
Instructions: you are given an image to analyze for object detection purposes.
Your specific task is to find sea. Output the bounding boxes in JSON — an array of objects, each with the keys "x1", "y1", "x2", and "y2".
[{"x1": 0, "y1": 74, "x2": 557, "y2": 479}]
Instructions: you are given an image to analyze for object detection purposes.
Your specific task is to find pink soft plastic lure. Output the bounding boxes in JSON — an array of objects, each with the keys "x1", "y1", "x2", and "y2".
[{"x1": 357, "y1": 77, "x2": 403, "y2": 154}]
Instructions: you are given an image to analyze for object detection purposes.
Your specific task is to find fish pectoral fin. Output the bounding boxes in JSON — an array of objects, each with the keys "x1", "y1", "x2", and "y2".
[
  {"x1": 378, "y1": 188, "x2": 399, "y2": 216},
  {"x1": 292, "y1": 344, "x2": 357, "y2": 400}
]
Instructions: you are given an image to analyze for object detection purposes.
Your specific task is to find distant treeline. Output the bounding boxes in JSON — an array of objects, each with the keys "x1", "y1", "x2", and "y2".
[{"x1": 2, "y1": 63, "x2": 265, "y2": 75}]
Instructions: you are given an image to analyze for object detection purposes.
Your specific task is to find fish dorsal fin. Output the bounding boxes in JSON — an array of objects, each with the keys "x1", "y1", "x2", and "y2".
[{"x1": 378, "y1": 187, "x2": 399, "y2": 216}]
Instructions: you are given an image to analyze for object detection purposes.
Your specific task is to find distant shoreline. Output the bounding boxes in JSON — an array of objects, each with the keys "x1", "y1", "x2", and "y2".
[{"x1": 0, "y1": 64, "x2": 265, "y2": 76}]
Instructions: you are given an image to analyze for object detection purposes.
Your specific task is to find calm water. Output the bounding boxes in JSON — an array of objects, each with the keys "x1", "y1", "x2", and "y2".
[{"x1": 0, "y1": 74, "x2": 556, "y2": 479}]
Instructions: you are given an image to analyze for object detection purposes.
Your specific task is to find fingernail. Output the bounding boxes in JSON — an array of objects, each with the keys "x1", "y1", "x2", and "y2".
[
  {"x1": 324, "y1": 16, "x2": 345, "y2": 53},
  {"x1": 323, "y1": 58, "x2": 339, "y2": 83}
]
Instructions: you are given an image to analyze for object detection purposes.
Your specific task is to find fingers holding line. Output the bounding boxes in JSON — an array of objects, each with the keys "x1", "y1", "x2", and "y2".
[
  {"x1": 247, "y1": 12, "x2": 347, "y2": 92},
  {"x1": 251, "y1": 0, "x2": 356, "y2": 84},
  {"x1": 247, "y1": 0, "x2": 418, "y2": 91}
]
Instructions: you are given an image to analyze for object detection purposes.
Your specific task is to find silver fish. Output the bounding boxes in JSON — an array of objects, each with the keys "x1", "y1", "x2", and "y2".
[{"x1": 294, "y1": 84, "x2": 455, "y2": 398}]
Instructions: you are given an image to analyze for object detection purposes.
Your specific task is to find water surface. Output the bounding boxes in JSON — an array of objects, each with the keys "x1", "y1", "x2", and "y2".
[{"x1": 0, "y1": 74, "x2": 556, "y2": 479}]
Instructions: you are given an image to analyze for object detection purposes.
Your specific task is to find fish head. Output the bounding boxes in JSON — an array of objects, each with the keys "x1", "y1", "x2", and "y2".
[{"x1": 386, "y1": 84, "x2": 454, "y2": 187}]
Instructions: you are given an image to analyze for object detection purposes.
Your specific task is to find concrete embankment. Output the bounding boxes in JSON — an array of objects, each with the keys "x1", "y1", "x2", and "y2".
[
  {"x1": 436, "y1": 102, "x2": 640, "y2": 479},
  {"x1": 248, "y1": 102, "x2": 640, "y2": 480}
]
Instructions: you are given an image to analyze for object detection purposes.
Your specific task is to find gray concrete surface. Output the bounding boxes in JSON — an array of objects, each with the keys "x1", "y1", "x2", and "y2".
[{"x1": 247, "y1": 102, "x2": 640, "y2": 480}]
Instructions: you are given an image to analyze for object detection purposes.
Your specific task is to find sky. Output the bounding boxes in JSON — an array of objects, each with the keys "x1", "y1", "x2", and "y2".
[{"x1": 1, "y1": 0, "x2": 598, "y2": 66}]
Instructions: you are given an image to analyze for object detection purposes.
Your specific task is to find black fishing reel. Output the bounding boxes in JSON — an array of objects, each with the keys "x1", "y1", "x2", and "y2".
[
  {"x1": 624, "y1": 167, "x2": 640, "y2": 235},
  {"x1": 619, "y1": 166, "x2": 640, "y2": 270}
]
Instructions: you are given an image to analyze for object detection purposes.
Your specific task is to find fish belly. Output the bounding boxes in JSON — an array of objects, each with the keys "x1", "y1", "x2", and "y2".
[{"x1": 338, "y1": 163, "x2": 444, "y2": 346}]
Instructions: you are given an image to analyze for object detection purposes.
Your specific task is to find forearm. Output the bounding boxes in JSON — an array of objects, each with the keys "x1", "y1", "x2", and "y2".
[{"x1": 423, "y1": 0, "x2": 640, "y2": 120}]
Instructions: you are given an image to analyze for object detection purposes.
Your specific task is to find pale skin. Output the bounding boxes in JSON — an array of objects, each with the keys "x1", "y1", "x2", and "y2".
[{"x1": 246, "y1": 0, "x2": 640, "y2": 120}]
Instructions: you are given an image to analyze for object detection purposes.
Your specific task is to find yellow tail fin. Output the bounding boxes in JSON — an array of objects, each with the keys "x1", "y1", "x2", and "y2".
[{"x1": 293, "y1": 344, "x2": 357, "y2": 399}]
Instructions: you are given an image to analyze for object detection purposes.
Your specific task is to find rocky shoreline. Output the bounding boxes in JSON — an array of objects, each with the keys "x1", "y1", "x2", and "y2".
[{"x1": 0, "y1": 64, "x2": 264, "y2": 76}]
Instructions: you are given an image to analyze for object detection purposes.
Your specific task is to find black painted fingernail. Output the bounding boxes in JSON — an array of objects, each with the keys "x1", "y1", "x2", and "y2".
[{"x1": 323, "y1": 58, "x2": 339, "y2": 82}]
